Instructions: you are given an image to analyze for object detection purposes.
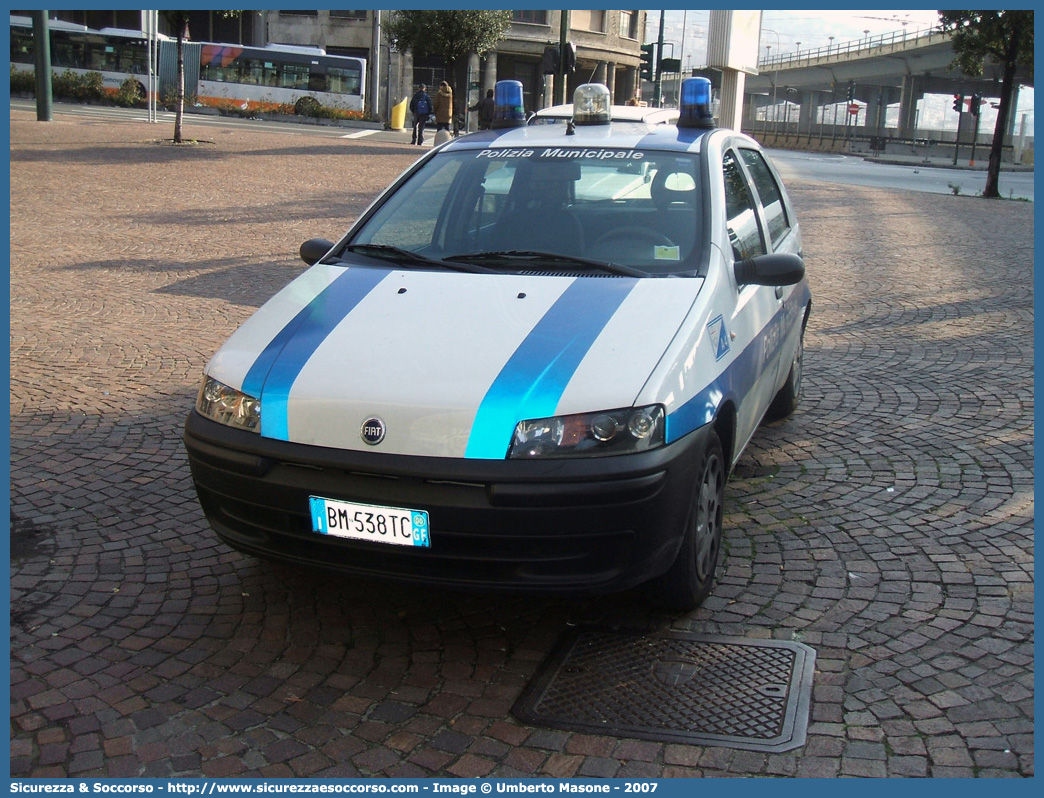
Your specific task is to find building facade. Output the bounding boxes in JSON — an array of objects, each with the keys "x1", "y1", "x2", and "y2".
[
  {"x1": 258, "y1": 9, "x2": 649, "y2": 122},
  {"x1": 25, "y1": 9, "x2": 647, "y2": 123}
]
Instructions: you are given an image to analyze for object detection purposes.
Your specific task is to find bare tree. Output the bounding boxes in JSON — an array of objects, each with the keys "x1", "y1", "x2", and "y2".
[
  {"x1": 158, "y1": 12, "x2": 189, "y2": 143},
  {"x1": 161, "y1": 11, "x2": 241, "y2": 144},
  {"x1": 938, "y1": 11, "x2": 1034, "y2": 198}
]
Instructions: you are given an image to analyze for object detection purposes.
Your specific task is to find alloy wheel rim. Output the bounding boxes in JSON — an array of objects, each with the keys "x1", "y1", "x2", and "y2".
[
  {"x1": 792, "y1": 341, "x2": 803, "y2": 399},
  {"x1": 694, "y1": 452, "x2": 724, "y2": 581}
]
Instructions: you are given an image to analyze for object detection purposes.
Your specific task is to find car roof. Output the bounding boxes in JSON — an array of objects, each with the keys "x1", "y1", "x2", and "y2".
[
  {"x1": 440, "y1": 121, "x2": 738, "y2": 157},
  {"x1": 529, "y1": 104, "x2": 679, "y2": 125}
]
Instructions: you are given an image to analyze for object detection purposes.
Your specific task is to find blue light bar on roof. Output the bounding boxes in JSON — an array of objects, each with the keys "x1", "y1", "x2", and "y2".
[
  {"x1": 492, "y1": 80, "x2": 526, "y2": 129},
  {"x1": 678, "y1": 77, "x2": 715, "y2": 128}
]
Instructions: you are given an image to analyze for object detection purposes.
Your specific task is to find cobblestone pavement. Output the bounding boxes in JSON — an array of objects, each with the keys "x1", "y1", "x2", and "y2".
[{"x1": 9, "y1": 110, "x2": 1034, "y2": 778}]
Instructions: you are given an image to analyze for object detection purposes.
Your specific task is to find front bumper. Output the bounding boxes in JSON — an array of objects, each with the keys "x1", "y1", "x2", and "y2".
[{"x1": 183, "y1": 411, "x2": 712, "y2": 595}]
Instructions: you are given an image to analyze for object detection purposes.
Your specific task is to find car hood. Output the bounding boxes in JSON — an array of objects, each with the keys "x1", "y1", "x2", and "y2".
[{"x1": 206, "y1": 264, "x2": 704, "y2": 458}]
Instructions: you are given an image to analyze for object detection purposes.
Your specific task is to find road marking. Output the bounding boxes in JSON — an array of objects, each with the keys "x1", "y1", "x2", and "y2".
[{"x1": 341, "y1": 129, "x2": 379, "y2": 139}]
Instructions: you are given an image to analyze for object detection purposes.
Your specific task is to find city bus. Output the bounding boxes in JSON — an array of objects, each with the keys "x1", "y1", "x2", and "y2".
[
  {"x1": 10, "y1": 16, "x2": 366, "y2": 113},
  {"x1": 10, "y1": 15, "x2": 157, "y2": 97},
  {"x1": 195, "y1": 42, "x2": 365, "y2": 112}
]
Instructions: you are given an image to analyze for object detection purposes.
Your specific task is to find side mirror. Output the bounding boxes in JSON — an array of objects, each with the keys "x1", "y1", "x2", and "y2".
[
  {"x1": 300, "y1": 238, "x2": 336, "y2": 266},
  {"x1": 734, "y1": 252, "x2": 805, "y2": 287}
]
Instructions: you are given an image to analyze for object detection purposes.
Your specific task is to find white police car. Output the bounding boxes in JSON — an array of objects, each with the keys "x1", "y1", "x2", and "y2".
[{"x1": 184, "y1": 79, "x2": 810, "y2": 611}]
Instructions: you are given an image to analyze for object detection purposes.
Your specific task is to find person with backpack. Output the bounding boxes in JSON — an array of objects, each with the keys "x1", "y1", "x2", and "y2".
[{"x1": 409, "y1": 84, "x2": 432, "y2": 146}]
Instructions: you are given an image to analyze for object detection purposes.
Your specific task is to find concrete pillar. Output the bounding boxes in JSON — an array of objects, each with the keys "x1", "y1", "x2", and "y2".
[
  {"x1": 593, "y1": 62, "x2": 607, "y2": 85},
  {"x1": 718, "y1": 70, "x2": 745, "y2": 132},
  {"x1": 483, "y1": 50, "x2": 497, "y2": 93},
  {"x1": 466, "y1": 51, "x2": 481, "y2": 132},
  {"x1": 624, "y1": 66, "x2": 638, "y2": 103},
  {"x1": 864, "y1": 86, "x2": 885, "y2": 132},
  {"x1": 797, "y1": 90, "x2": 815, "y2": 128},
  {"x1": 605, "y1": 61, "x2": 616, "y2": 100},
  {"x1": 897, "y1": 74, "x2": 923, "y2": 138}
]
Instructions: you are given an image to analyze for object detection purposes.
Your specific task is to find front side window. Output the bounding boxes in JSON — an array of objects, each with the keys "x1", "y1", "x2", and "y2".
[
  {"x1": 349, "y1": 149, "x2": 705, "y2": 276},
  {"x1": 722, "y1": 150, "x2": 765, "y2": 262},
  {"x1": 739, "y1": 148, "x2": 790, "y2": 248}
]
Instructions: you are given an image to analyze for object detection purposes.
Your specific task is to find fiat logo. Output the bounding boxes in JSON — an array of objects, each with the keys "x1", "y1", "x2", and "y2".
[{"x1": 360, "y1": 417, "x2": 386, "y2": 446}]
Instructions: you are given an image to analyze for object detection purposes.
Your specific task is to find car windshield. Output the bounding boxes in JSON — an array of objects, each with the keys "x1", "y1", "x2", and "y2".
[{"x1": 347, "y1": 147, "x2": 704, "y2": 277}]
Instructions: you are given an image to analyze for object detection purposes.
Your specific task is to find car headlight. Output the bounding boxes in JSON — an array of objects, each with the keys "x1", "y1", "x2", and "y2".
[
  {"x1": 509, "y1": 405, "x2": 665, "y2": 459},
  {"x1": 196, "y1": 376, "x2": 261, "y2": 432}
]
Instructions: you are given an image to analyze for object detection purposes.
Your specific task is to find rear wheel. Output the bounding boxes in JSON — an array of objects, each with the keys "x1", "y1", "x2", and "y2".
[{"x1": 647, "y1": 430, "x2": 725, "y2": 612}]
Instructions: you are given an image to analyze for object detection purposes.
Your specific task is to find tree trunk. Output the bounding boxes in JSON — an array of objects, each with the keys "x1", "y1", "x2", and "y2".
[
  {"x1": 983, "y1": 25, "x2": 1021, "y2": 198},
  {"x1": 174, "y1": 35, "x2": 185, "y2": 144}
]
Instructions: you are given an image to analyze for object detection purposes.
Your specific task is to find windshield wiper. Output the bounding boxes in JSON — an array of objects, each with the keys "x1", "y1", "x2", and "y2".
[
  {"x1": 444, "y1": 250, "x2": 648, "y2": 278},
  {"x1": 341, "y1": 244, "x2": 494, "y2": 273}
]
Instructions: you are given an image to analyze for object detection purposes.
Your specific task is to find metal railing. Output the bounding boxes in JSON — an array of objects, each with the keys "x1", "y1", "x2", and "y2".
[{"x1": 758, "y1": 25, "x2": 948, "y2": 70}]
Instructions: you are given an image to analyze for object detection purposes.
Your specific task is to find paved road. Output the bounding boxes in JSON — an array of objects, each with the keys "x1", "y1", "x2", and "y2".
[
  {"x1": 9, "y1": 110, "x2": 1034, "y2": 778},
  {"x1": 768, "y1": 149, "x2": 1035, "y2": 202}
]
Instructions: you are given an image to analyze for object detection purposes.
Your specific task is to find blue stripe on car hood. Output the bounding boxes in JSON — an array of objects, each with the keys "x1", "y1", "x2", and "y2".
[
  {"x1": 243, "y1": 267, "x2": 390, "y2": 441},
  {"x1": 465, "y1": 278, "x2": 638, "y2": 459}
]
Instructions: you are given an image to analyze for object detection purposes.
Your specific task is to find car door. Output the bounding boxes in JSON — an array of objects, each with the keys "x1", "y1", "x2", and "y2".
[
  {"x1": 736, "y1": 147, "x2": 804, "y2": 401},
  {"x1": 721, "y1": 147, "x2": 783, "y2": 451}
]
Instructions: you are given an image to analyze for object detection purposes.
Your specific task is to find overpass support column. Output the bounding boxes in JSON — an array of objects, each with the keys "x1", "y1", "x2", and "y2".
[
  {"x1": 864, "y1": 86, "x2": 886, "y2": 132},
  {"x1": 798, "y1": 90, "x2": 818, "y2": 139},
  {"x1": 898, "y1": 74, "x2": 924, "y2": 138}
]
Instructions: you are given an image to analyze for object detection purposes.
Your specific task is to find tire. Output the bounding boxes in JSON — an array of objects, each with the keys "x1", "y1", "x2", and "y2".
[
  {"x1": 647, "y1": 429, "x2": 726, "y2": 612},
  {"x1": 765, "y1": 329, "x2": 803, "y2": 421}
]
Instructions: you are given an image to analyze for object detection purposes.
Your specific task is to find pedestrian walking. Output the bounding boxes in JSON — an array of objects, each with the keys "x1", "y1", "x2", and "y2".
[
  {"x1": 409, "y1": 84, "x2": 432, "y2": 145},
  {"x1": 433, "y1": 81, "x2": 454, "y2": 135},
  {"x1": 469, "y1": 88, "x2": 495, "y2": 130}
]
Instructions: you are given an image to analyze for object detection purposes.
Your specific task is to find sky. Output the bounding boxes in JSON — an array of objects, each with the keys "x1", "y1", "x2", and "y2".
[
  {"x1": 646, "y1": 9, "x2": 942, "y2": 64},
  {"x1": 646, "y1": 9, "x2": 1033, "y2": 136}
]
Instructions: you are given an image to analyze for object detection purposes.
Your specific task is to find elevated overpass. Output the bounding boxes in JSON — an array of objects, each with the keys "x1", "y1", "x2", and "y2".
[{"x1": 737, "y1": 27, "x2": 1032, "y2": 156}]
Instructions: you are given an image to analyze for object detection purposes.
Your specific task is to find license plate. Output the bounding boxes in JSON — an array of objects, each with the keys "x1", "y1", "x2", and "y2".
[{"x1": 309, "y1": 496, "x2": 430, "y2": 548}]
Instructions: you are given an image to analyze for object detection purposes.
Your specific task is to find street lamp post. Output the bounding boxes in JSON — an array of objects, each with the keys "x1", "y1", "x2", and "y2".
[{"x1": 761, "y1": 28, "x2": 781, "y2": 139}]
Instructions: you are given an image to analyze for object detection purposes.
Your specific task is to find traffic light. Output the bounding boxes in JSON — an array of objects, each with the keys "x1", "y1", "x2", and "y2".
[
  {"x1": 846, "y1": 82, "x2": 854, "y2": 103},
  {"x1": 952, "y1": 93, "x2": 964, "y2": 112},
  {"x1": 970, "y1": 94, "x2": 982, "y2": 116},
  {"x1": 639, "y1": 43, "x2": 655, "y2": 81},
  {"x1": 541, "y1": 45, "x2": 559, "y2": 75},
  {"x1": 563, "y1": 41, "x2": 576, "y2": 74}
]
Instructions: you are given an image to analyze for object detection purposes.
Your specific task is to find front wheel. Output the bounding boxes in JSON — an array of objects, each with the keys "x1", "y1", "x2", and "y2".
[{"x1": 646, "y1": 430, "x2": 726, "y2": 612}]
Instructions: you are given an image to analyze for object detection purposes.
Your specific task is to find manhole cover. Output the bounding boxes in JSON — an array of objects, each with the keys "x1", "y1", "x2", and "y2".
[{"x1": 513, "y1": 626, "x2": 816, "y2": 752}]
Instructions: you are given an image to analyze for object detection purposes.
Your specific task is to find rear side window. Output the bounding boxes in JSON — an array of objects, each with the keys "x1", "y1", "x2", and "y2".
[{"x1": 739, "y1": 149, "x2": 790, "y2": 248}]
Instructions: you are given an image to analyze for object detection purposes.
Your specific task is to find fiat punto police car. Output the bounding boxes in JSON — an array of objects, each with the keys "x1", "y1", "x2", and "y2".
[{"x1": 184, "y1": 80, "x2": 810, "y2": 611}]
